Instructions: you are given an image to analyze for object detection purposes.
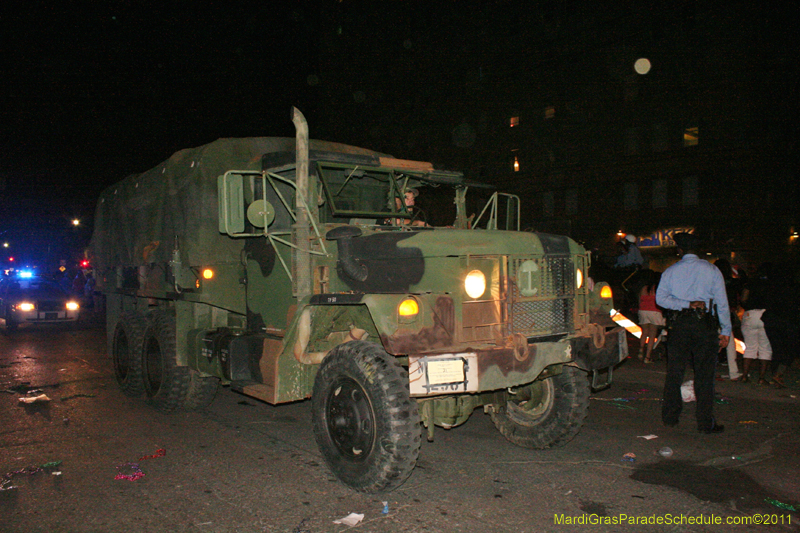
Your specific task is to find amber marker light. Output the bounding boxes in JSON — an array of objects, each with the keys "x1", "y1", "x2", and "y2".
[
  {"x1": 398, "y1": 297, "x2": 419, "y2": 317},
  {"x1": 202, "y1": 268, "x2": 214, "y2": 280},
  {"x1": 600, "y1": 285, "x2": 613, "y2": 299}
]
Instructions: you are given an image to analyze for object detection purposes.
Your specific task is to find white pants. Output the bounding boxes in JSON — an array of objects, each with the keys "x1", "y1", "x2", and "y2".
[
  {"x1": 741, "y1": 309, "x2": 772, "y2": 361},
  {"x1": 725, "y1": 330, "x2": 740, "y2": 378}
]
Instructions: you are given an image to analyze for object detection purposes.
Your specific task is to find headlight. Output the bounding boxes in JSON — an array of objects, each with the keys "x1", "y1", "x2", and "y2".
[
  {"x1": 600, "y1": 285, "x2": 613, "y2": 299},
  {"x1": 17, "y1": 302, "x2": 35, "y2": 312},
  {"x1": 464, "y1": 270, "x2": 486, "y2": 299},
  {"x1": 66, "y1": 301, "x2": 80, "y2": 311},
  {"x1": 576, "y1": 268, "x2": 584, "y2": 289}
]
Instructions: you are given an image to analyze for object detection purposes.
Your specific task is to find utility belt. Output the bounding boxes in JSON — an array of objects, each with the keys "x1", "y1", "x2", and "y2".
[{"x1": 666, "y1": 301, "x2": 720, "y2": 332}]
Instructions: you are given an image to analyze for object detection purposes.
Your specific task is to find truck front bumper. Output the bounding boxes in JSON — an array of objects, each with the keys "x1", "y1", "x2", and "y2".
[{"x1": 407, "y1": 339, "x2": 576, "y2": 397}]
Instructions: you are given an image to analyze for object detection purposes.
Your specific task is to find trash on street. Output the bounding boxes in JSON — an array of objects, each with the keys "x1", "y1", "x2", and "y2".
[
  {"x1": 333, "y1": 513, "x2": 364, "y2": 526},
  {"x1": 18, "y1": 394, "x2": 51, "y2": 404}
]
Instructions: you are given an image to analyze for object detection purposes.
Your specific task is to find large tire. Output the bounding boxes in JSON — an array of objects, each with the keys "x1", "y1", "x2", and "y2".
[
  {"x1": 183, "y1": 369, "x2": 219, "y2": 411},
  {"x1": 141, "y1": 312, "x2": 190, "y2": 413},
  {"x1": 312, "y1": 341, "x2": 421, "y2": 493},
  {"x1": 111, "y1": 312, "x2": 147, "y2": 397},
  {"x1": 490, "y1": 365, "x2": 590, "y2": 449}
]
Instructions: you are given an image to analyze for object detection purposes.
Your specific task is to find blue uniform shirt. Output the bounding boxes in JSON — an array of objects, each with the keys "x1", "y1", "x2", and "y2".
[{"x1": 656, "y1": 254, "x2": 732, "y2": 336}]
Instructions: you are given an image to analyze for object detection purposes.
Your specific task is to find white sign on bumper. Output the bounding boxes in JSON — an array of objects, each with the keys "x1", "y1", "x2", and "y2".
[{"x1": 408, "y1": 353, "x2": 479, "y2": 397}]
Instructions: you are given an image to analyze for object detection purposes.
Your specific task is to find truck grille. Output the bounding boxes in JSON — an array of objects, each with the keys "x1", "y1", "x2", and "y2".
[{"x1": 508, "y1": 255, "x2": 574, "y2": 337}]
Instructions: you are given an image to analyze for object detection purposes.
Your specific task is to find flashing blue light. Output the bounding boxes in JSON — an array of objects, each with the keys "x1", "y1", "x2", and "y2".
[{"x1": 18, "y1": 270, "x2": 34, "y2": 278}]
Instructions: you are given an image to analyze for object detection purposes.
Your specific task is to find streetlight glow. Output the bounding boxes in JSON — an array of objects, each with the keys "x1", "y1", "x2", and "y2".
[{"x1": 634, "y1": 58, "x2": 651, "y2": 75}]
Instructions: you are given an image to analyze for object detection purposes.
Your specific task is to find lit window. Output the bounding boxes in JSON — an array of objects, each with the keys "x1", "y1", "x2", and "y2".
[
  {"x1": 684, "y1": 126, "x2": 699, "y2": 147},
  {"x1": 510, "y1": 116, "x2": 520, "y2": 128},
  {"x1": 513, "y1": 156, "x2": 520, "y2": 172},
  {"x1": 545, "y1": 106, "x2": 555, "y2": 119}
]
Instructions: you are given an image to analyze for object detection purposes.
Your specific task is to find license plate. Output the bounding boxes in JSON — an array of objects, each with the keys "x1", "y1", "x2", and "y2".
[
  {"x1": 408, "y1": 353, "x2": 479, "y2": 396},
  {"x1": 45, "y1": 312, "x2": 58, "y2": 320}
]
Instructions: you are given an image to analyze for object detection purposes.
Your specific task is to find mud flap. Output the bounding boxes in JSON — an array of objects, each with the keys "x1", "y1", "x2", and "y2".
[
  {"x1": 572, "y1": 327, "x2": 626, "y2": 369},
  {"x1": 591, "y1": 330, "x2": 628, "y2": 391}
]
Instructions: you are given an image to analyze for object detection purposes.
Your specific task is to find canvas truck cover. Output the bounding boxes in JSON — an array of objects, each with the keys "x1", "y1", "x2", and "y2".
[{"x1": 90, "y1": 136, "x2": 386, "y2": 288}]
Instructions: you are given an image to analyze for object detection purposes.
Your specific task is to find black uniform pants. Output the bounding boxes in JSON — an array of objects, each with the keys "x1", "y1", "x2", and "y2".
[{"x1": 662, "y1": 313, "x2": 719, "y2": 431}]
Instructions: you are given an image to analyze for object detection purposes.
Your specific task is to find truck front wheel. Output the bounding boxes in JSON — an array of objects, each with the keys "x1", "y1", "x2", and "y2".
[
  {"x1": 312, "y1": 341, "x2": 421, "y2": 493},
  {"x1": 111, "y1": 313, "x2": 146, "y2": 397},
  {"x1": 490, "y1": 366, "x2": 589, "y2": 449},
  {"x1": 141, "y1": 312, "x2": 190, "y2": 413}
]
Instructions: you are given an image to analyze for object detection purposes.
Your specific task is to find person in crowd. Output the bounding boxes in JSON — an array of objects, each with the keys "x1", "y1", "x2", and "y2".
[
  {"x1": 615, "y1": 234, "x2": 644, "y2": 269},
  {"x1": 760, "y1": 264, "x2": 799, "y2": 388},
  {"x1": 59, "y1": 271, "x2": 73, "y2": 293},
  {"x1": 714, "y1": 258, "x2": 743, "y2": 380},
  {"x1": 738, "y1": 263, "x2": 774, "y2": 383},
  {"x1": 637, "y1": 271, "x2": 664, "y2": 364},
  {"x1": 72, "y1": 270, "x2": 87, "y2": 299},
  {"x1": 656, "y1": 233, "x2": 730, "y2": 434},
  {"x1": 83, "y1": 272, "x2": 96, "y2": 309}
]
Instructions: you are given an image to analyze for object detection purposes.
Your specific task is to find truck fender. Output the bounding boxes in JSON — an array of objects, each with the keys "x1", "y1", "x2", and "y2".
[{"x1": 292, "y1": 306, "x2": 370, "y2": 365}]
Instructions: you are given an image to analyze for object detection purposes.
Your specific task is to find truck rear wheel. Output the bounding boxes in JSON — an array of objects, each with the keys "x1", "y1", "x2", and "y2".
[
  {"x1": 141, "y1": 312, "x2": 190, "y2": 413},
  {"x1": 490, "y1": 366, "x2": 589, "y2": 449},
  {"x1": 312, "y1": 341, "x2": 421, "y2": 493},
  {"x1": 111, "y1": 312, "x2": 146, "y2": 397}
]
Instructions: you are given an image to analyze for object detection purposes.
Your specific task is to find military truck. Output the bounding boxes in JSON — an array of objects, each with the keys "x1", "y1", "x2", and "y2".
[{"x1": 91, "y1": 108, "x2": 625, "y2": 493}]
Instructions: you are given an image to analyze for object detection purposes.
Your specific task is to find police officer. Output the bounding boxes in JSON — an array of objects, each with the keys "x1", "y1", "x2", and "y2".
[{"x1": 656, "y1": 233, "x2": 730, "y2": 434}]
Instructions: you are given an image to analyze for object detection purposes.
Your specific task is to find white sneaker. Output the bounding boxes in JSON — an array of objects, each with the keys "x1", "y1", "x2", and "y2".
[{"x1": 729, "y1": 373, "x2": 743, "y2": 380}]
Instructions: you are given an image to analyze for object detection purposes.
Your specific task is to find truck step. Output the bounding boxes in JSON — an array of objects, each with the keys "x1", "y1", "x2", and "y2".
[{"x1": 230, "y1": 381, "x2": 277, "y2": 404}]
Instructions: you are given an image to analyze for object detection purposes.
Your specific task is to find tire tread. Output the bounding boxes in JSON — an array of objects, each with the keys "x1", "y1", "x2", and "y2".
[
  {"x1": 142, "y1": 312, "x2": 191, "y2": 413},
  {"x1": 490, "y1": 365, "x2": 590, "y2": 449},
  {"x1": 112, "y1": 312, "x2": 147, "y2": 397},
  {"x1": 312, "y1": 340, "x2": 421, "y2": 493}
]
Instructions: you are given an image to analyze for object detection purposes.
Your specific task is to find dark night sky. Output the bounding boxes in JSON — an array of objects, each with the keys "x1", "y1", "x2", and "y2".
[
  {"x1": 1, "y1": 2, "x2": 796, "y2": 262},
  {"x1": 2, "y1": 3, "x2": 313, "y2": 186},
  {"x1": 0, "y1": 2, "x2": 657, "y2": 194},
  {"x1": 1, "y1": 2, "x2": 325, "y2": 255},
  {"x1": 2, "y1": 2, "x2": 490, "y2": 219},
  {"x1": 2, "y1": 3, "x2": 473, "y2": 208}
]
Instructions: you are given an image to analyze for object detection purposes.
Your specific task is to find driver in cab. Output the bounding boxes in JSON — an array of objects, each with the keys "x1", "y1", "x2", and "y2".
[{"x1": 385, "y1": 188, "x2": 428, "y2": 227}]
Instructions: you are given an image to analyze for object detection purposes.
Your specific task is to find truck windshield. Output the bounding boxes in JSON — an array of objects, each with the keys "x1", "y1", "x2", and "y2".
[
  {"x1": 314, "y1": 160, "x2": 517, "y2": 230},
  {"x1": 316, "y1": 161, "x2": 460, "y2": 222}
]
